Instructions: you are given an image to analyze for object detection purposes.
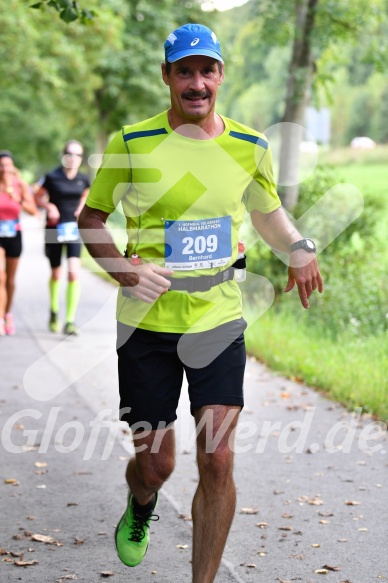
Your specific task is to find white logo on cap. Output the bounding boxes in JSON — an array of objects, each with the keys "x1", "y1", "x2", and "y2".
[
  {"x1": 167, "y1": 33, "x2": 177, "y2": 45},
  {"x1": 191, "y1": 38, "x2": 200, "y2": 46}
]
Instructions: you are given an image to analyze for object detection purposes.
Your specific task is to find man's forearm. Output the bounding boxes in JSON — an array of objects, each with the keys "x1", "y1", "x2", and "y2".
[
  {"x1": 78, "y1": 207, "x2": 139, "y2": 287},
  {"x1": 250, "y1": 207, "x2": 303, "y2": 254}
]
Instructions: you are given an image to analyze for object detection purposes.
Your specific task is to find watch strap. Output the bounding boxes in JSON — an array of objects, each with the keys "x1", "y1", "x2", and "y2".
[{"x1": 290, "y1": 239, "x2": 316, "y2": 253}]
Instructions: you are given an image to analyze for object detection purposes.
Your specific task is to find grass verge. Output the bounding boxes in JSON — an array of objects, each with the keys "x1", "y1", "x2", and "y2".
[{"x1": 244, "y1": 305, "x2": 388, "y2": 423}]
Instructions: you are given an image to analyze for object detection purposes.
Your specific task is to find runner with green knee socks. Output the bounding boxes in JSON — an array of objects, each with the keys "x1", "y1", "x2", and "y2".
[{"x1": 35, "y1": 140, "x2": 90, "y2": 335}]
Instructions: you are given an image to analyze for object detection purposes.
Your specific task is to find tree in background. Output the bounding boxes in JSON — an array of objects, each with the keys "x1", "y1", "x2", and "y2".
[
  {"x1": 219, "y1": 0, "x2": 388, "y2": 209},
  {"x1": 90, "y1": 0, "x2": 208, "y2": 152},
  {"x1": 0, "y1": 0, "x2": 212, "y2": 174}
]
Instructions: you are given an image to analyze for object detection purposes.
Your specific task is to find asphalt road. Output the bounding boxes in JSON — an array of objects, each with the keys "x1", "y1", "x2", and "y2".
[{"x1": 1, "y1": 215, "x2": 387, "y2": 583}]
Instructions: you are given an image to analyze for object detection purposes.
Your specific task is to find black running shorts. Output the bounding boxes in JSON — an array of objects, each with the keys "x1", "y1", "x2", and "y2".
[
  {"x1": 45, "y1": 241, "x2": 81, "y2": 268},
  {"x1": 0, "y1": 231, "x2": 22, "y2": 258},
  {"x1": 117, "y1": 318, "x2": 247, "y2": 430}
]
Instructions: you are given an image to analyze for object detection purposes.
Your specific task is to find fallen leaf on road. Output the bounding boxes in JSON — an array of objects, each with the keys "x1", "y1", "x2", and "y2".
[
  {"x1": 177, "y1": 513, "x2": 192, "y2": 521},
  {"x1": 297, "y1": 495, "x2": 323, "y2": 505},
  {"x1": 311, "y1": 544, "x2": 321, "y2": 548},
  {"x1": 240, "y1": 507, "x2": 259, "y2": 514},
  {"x1": 100, "y1": 573, "x2": 115, "y2": 578},
  {"x1": 344, "y1": 500, "x2": 360, "y2": 505},
  {"x1": 315, "y1": 569, "x2": 329, "y2": 574},
  {"x1": 338, "y1": 538, "x2": 348, "y2": 542},
  {"x1": 358, "y1": 528, "x2": 368, "y2": 532},
  {"x1": 10, "y1": 551, "x2": 23, "y2": 557},
  {"x1": 4, "y1": 478, "x2": 19, "y2": 486},
  {"x1": 319, "y1": 520, "x2": 330, "y2": 524},
  {"x1": 246, "y1": 564, "x2": 256, "y2": 568},
  {"x1": 322, "y1": 564, "x2": 341, "y2": 571},
  {"x1": 176, "y1": 544, "x2": 188, "y2": 549},
  {"x1": 278, "y1": 526, "x2": 292, "y2": 531},
  {"x1": 12, "y1": 534, "x2": 24, "y2": 540},
  {"x1": 34, "y1": 462, "x2": 48, "y2": 468},
  {"x1": 256, "y1": 522, "x2": 269, "y2": 528},
  {"x1": 280, "y1": 392, "x2": 291, "y2": 399},
  {"x1": 56, "y1": 575, "x2": 78, "y2": 582},
  {"x1": 67, "y1": 502, "x2": 78, "y2": 507},
  {"x1": 74, "y1": 538, "x2": 84, "y2": 545},
  {"x1": 31, "y1": 534, "x2": 63, "y2": 546},
  {"x1": 26, "y1": 516, "x2": 37, "y2": 520},
  {"x1": 0, "y1": 548, "x2": 9, "y2": 555},
  {"x1": 14, "y1": 560, "x2": 39, "y2": 566},
  {"x1": 318, "y1": 511, "x2": 333, "y2": 517},
  {"x1": 290, "y1": 375, "x2": 303, "y2": 382}
]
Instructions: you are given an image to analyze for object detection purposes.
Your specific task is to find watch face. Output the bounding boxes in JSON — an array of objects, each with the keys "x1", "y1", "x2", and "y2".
[{"x1": 306, "y1": 239, "x2": 315, "y2": 250}]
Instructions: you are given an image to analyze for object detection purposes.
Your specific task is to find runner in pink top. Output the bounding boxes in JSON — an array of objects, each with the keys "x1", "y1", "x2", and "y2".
[{"x1": 0, "y1": 151, "x2": 37, "y2": 335}]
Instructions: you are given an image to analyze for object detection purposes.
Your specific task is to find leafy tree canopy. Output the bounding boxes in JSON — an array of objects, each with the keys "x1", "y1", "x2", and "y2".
[{"x1": 1, "y1": 0, "x2": 213, "y2": 173}]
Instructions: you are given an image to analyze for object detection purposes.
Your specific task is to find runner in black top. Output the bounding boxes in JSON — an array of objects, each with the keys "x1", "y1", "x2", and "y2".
[{"x1": 35, "y1": 140, "x2": 90, "y2": 335}]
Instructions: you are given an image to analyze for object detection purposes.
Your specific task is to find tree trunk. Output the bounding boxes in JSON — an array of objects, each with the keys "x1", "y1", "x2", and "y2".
[{"x1": 278, "y1": 0, "x2": 319, "y2": 210}]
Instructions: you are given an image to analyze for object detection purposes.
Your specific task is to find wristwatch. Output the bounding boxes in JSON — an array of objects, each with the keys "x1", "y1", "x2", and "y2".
[{"x1": 290, "y1": 238, "x2": 316, "y2": 253}]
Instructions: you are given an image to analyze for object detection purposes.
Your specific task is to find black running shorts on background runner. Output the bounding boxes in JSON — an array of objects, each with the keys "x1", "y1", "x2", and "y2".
[
  {"x1": 45, "y1": 237, "x2": 82, "y2": 268},
  {"x1": 117, "y1": 318, "x2": 247, "y2": 430},
  {"x1": 0, "y1": 231, "x2": 22, "y2": 258}
]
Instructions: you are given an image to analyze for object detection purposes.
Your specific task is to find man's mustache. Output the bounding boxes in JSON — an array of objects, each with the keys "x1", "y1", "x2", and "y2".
[{"x1": 182, "y1": 90, "x2": 210, "y2": 100}]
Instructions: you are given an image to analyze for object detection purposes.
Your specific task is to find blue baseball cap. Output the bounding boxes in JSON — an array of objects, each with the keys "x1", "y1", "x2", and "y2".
[{"x1": 164, "y1": 23, "x2": 223, "y2": 64}]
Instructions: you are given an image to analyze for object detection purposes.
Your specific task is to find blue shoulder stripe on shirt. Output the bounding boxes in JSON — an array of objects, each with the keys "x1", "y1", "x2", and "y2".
[
  {"x1": 123, "y1": 128, "x2": 168, "y2": 142},
  {"x1": 229, "y1": 131, "x2": 268, "y2": 149}
]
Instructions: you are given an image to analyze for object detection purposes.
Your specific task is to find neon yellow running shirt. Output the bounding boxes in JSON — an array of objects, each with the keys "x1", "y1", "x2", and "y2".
[{"x1": 86, "y1": 111, "x2": 280, "y2": 333}]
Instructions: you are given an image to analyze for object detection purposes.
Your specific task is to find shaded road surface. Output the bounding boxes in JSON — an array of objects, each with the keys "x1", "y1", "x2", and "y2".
[{"x1": 1, "y1": 215, "x2": 387, "y2": 583}]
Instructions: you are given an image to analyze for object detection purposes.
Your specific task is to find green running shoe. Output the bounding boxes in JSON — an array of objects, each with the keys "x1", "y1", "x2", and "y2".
[
  {"x1": 115, "y1": 493, "x2": 159, "y2": 567},
  {"x1": 49, "y1": 311, "x2": 60, "y2": 333},
  {"x1": 63, "y1": 322, "x2": 79, "y2": 336}
]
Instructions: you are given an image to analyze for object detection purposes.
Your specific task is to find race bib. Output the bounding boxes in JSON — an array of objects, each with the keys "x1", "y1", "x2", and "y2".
[
  {"x1": 164, "y1": 216, "x2": 232, "y2": 270},
  {"x1": 0, "y1": 219, "x2": 18, "y2": 238},
  {"x1": 56, "y1": 222, "x2": 79, "y2": 243}
]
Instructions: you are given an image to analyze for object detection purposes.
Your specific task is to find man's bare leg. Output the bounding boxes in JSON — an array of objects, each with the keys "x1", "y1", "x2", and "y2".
[
  {"x1": 192, "y1": 405, "x2": 240, "y2": 583},
  {"x1": 125, "y1": 426, "x2": 176, "y2": 505}
]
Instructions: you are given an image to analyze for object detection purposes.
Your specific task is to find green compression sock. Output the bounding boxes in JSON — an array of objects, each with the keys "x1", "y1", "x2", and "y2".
[
  {"x1": 49, "y1": 279, "x2": 61, "y2": 313},
  {"x1": 66, "y1": 280, "x2": 80, "y2": 323}
]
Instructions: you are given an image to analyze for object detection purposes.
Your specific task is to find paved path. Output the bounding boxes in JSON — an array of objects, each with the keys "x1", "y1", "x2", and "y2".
[{"x1": 1, "y1": 215, "x2": 387, "y2": 583}]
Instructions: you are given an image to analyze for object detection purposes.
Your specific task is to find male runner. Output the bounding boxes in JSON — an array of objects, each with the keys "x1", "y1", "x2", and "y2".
[{"x1": 79, "y1": 23, "x2": 323, "y2": 583}]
